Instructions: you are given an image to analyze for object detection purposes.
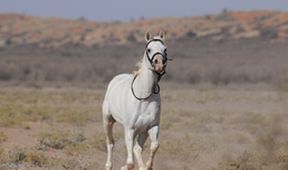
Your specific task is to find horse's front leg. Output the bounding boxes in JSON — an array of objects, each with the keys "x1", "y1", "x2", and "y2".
[
  {"x1": 146, "y1": 125, "x2": 160, "y2": 170},
  {"x1": 121, "y1": 128, "x2": 135, "y2": 170},
  {"x1": 134, "y1": 132, "x2": 148, "y2": 170}
]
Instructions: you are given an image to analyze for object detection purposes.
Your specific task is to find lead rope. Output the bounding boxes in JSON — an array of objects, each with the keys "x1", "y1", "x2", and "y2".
[{"x1": 131, "y1": 74, "x2": 160, "y2": 101}]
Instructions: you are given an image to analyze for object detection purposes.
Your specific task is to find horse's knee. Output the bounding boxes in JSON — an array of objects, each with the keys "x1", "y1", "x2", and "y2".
[
  {"x1": 150, "y1": 141, "x2": 160, "y2": 151},
  {"x1": 133, "y1": 143, "x2": 142, "y2": 154}
]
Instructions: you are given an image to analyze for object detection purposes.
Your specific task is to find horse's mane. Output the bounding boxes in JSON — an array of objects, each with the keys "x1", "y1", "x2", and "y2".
[{"x1": 133, "y1": 58, "x2": 143, "y2": 76}]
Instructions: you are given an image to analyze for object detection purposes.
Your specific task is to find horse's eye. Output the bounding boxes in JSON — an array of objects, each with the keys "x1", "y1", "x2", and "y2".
[{"x1": 147, "y1": 48, "x2": 151, "y2": 53}]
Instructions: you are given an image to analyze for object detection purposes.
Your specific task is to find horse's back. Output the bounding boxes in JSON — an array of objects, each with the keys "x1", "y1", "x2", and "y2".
[
  {"x1": 108, "y1": 73, "x2": 131, "y2": 87},
  {"x1": 105, "y1": 73, "x2": 132, "y2": 95}
]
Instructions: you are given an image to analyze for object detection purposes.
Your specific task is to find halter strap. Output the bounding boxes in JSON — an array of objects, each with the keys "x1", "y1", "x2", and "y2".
[
  {"x1": 130, "y1": 38, "x2": 168, "y2": 100},
  {"x1": 145, "y1": 38, "x2": 165, "y2": 49},
  {"x1": 145, "y1": 39, "x2": 168, "y2": 65},
  {"x1": 131, "y1": 74, "x2": 160, "y2": 101},
  {"x1": 145, "y1": 38, "x2": 168, "y2": 82}
]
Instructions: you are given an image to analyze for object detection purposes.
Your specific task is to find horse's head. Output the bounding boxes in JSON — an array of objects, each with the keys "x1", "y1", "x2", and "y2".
[{"x1": 144, "y1": 31, "x2": 169, "y2": 77}]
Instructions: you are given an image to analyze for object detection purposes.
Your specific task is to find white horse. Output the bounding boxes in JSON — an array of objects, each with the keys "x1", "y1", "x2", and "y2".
[{"x1": 102, "y1": 31, "x2": 169, "y2": 170}]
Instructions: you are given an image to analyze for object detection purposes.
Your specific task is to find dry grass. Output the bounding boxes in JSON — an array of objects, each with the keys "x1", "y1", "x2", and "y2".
[
  {"x1": 159, "y1": 85, "x2": 288, "y2": 170},
  {"x1": 0, "y1": 88, "x2": 103, "y2": 128},
  {"x1": 0, "y1": 132, "x2": 7, "y2": 144},
  {"x1": 0, "y1": 147, "x2": 66, "y2": 169},
  {"x1": 37, "y1": 130, "x2": 86, "y2": 150},
  {"x1": 0, "y1": 85, "x2": 286, "y2": 169}
]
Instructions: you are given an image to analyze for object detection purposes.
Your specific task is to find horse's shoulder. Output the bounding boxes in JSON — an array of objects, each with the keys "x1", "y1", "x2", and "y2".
[
  {"x1": 110, "y1": 74, "x2": 132, "y2": 84},
  {"x1": 107, "y1": 73, "x2": 132, "y2": 89},
  {"x1": 113, "y1": 73, "x2": 132, "y2": 81}
]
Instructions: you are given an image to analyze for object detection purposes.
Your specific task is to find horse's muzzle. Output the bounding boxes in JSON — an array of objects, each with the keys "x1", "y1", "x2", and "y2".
[{"x1": 153, "y1": 55, "x2": 166, "y2": 75}]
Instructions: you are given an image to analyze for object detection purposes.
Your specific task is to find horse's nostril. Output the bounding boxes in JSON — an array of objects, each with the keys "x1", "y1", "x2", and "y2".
[{"x1": 155, "y1": 59, "x2": 158, "y2": 64}]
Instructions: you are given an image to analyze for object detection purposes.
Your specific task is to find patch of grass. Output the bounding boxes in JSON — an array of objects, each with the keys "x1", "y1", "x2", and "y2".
[
  {"x1": 65, "y1": 132, "x2": 106, "y2": 155},
  {"x1": 161, "y1": 117, "x2": 172, "y2": 130},
  {"x1": 0, "y1": 132, "x2": 7, "y2": 143},
  {"x1": 61, "y1": 157, "x2": 95, "y2": 170},
  {"x1": 219, "y1": 151, "x2": 259, "y2": 170},
  {"x1": 0, "y1": 110, "x2": 24, "y2": 128},
  {"x1": 24, "y1": 149, "x2": 48, "y2": 167},
  {"x1": 4, "y1": 147, "x2": 66, "y2": 168},
  {"x1": 161, "y1": 135, "x2": 199, "y2": 161},
  {"x1": 7, "y1": 147, "x2": 27, "y2": 163},
  {"x1": 84, "y1": 162, "x2": 101, "y2": 170},
  {"x1": 64, "y1": 142, "x2": 89, "y2": 156},
  {"x1": 0, "y1": 88, "x2": 103, "y2": 127},
  {"x1": 38, "y1": 130, "x2": 86, "y2": 150},
  {"x1": 86, "y1": 133, "x2": 106, "y2": 152},
  {"x1": 25, "y1": 148, "x2": 66, "y2": 168},
  {"x1": 0, "y1": 147, "x2": 6, "y2": 164}
]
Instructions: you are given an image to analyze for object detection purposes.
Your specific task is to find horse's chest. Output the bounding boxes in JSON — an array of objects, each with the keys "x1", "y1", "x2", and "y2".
[{"x1": 133, "y1": 102, "x2": 160, "y2": 129}]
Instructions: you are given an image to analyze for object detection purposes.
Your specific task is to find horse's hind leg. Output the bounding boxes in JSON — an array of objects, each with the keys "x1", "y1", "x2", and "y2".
[{"x1": 103, "y1": 101, "x2": 115, "y2": 170}]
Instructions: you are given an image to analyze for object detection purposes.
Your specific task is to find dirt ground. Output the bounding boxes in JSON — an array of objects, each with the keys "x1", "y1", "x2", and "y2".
[{"x1": 0, "y1": 84, "x2": 287, "y2": 170}]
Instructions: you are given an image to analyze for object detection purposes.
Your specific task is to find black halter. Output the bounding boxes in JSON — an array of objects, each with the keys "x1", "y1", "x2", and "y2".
[
  {"x1": 145, "y1": 39, "x2": 168, "y2": 66},
  {"x1": 130, "y1": 38, "x2": 167, "y2": 101},
  {"x1": 145, "y1": 38, "x2": 168, "y2": 81},
  {"x1": 131, "y1": 74, "x2": 160, "y2": 101}
]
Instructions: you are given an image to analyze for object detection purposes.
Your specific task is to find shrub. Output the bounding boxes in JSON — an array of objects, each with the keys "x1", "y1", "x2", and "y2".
[
  {"x1": 127, "y1": 32, "x2": 137, "y2": 42},
  {"x1": 260, "y1": 28, "x2": 278, "y2": 39},
  {"x1": 38, "y1": 131, "x2": 86, "y2": 150},
  {"x1": 186, "y1": 30, "x2": 197, "y2": 38}
]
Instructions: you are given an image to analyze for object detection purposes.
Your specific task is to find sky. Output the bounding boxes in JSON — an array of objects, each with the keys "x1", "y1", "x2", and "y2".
[{"x1": 0, "y1": 0, "x2": 288, "y2": 21}]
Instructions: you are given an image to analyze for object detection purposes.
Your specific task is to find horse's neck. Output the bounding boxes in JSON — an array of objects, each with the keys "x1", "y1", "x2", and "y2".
[{"x1": 133, "y1": 58, "x2": 157, "y2": 97}]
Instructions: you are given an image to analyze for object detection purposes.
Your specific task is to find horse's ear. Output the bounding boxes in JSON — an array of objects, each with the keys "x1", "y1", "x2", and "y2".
[
  {"x1": 159, "y1": 31, "x2": 166, "y2": 40},
  {"x1": 145, "y1": 32, "x2": 152, "y2": 42}
]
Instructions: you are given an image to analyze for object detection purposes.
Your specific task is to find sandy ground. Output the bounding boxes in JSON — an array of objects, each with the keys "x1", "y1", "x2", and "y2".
[{"x1": 0, "y1": 85, "x2": 287, "y2": 170}]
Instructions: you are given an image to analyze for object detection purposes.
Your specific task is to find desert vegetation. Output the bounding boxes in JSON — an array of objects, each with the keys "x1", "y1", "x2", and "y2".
[{"x1": 0, "y1": 38, "x2": 288, "y2": 88}]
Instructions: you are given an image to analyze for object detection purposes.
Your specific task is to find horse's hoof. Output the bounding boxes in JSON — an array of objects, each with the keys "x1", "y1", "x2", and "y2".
[
  {"x1": 105, "y1": 163, "x2": 112, "y2": 170},
  {"x1": 121, "y1": 164, "x2": 134, "y2": 170}
]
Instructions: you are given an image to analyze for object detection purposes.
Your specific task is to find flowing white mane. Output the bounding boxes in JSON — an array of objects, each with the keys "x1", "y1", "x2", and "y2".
[{"x1": 133, "y1": 58, "x2": 143, "y2": 76}]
